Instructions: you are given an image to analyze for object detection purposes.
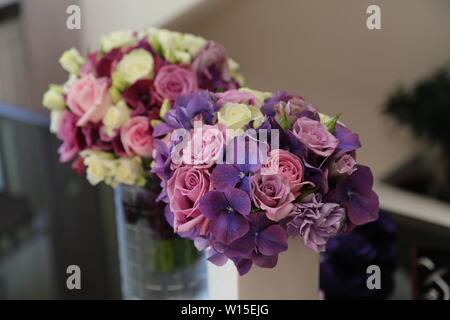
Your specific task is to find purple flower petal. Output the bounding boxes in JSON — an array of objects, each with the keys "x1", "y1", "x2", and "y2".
[
  {"x1": 252, "y1": 253, "x2": 278, "y2": 268},
  {"x1": 327, "y1": 165, "x2": 379, "y2": 227},
  {"x1": 335, "y1": 124, "x2": 361, "y2": 153},
  {"x1": 210, "y1": 211, "x2": 249, "y2": 244},
  {"x1": 349, "y1": 165, "x2": 374, "y2": 194},
  {"x1": 261, "y1": 91, "x2": 293, "y2": 116},
  {"x1": 199, "y1": 191, "x2": 228, "y2": 220},
  {"x1": 194, "y1": 237, "x2": 210, "y2": 251},
  {"x1": 347, "y1": 190, "x2": 379, "y2": 225},
  {"x1": 225, "y1": 188, "x2": 251, "y2": 216},
  {"x1": 207, "y1": 248, "x2": 228, "y2": 266},
  {"x1": 231, "y1": 257, "x2": 253, "y2": 276},
  {"x1": 153, "y1": 123, "x2": 173, "y2": 137},
  {"x1": 225, "y1": 231, "x2": 255, "y2": 257},
  {"x1": 239, "y1": 176, "x2": 251, "y2": 194},
  {"x1": 211, "y1": 164, "x2": 241, "y2": 191},
  {"x1": 257, "y1": 225, "x2": 288, "y2": 256}
]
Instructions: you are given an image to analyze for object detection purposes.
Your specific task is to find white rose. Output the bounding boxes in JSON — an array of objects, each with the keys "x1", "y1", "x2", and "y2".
[
  {"x1": 218, "y1": 102, "x2": 264, "y2": 129},
  {"x1": 115, "y1": 49, "x2": 155, "y2": 84},
  {"x1": 182, "y1": 33, "x2": 207, "y2": 56},
  {"x1": 102, "y1": 100, "x2": 131, "y2": 137},
  {"x1": 101, "y1": 30, "x2": 137, "y2": 52}
]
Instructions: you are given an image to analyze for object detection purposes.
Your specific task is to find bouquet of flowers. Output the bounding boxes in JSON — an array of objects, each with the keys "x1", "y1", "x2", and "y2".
[
  {"x1": 42, "y1": 28, "x2": 243, "y2": 187},
  {"x1": 152, "y1": 89, "x2": 380, "y2": 275}
]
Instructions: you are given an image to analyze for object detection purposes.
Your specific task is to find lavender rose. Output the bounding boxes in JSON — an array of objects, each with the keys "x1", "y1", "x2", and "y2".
[
  {"x1": 292, "y1": 117, "x2": 339, "y2": 157},
  {"x1": 154, "y1": 65, "x2": 198, "y2": 102},
  {"x1": 215, "y1": 89, "x2": 257, "y2": 107},
  {"x1": 166, "y1": 166, "x2": 211, "y2": 234},
  {"x1": 286, "y1": 194, "x2": 346, "y2": 252},
  {"x1": 251, "y1": 173, "x2": 295, "y2": 222}
]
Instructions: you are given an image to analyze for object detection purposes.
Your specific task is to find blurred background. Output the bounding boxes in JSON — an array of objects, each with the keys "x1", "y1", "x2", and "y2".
[{"x1": 0, "y1": 0, "x2": 449, "y2": 299}]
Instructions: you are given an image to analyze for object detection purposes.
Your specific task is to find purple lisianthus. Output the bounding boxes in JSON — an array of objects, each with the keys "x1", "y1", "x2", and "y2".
[
  {"x1": 261, "y1": 91, "x2": 293, "y2": 116},
  {"x1": 287, "y1": 194, "x2": 346, "y2": 252},
  {"x1": 192, "y1": 42, "x2": 239, "y2": 92},
  {"x1": 274, "y1": 96, "x2": 318, "y2": 124},
  {"x1": 199, "y1": 188, "x2": 251, "y2": 244}
]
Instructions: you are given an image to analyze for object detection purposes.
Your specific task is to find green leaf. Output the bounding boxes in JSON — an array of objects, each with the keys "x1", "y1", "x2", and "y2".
[
  {"x1": 325, "y1": 114, "x2": 341, "y2": 134},
  {"x1": 159, "y1": 99, "x2": 171, "y2": 119},
  {"x1": 111, "y1": 71, "x2": 128, "y2": 92},
  {"x1": 251, "y1": 207, "x2": 262, "y2": 213},
  {"x1": 278, "y1": 114, "x2": 292, "y2": 130},
  {"x1": 296, "y1": 187, "x2": 319, "y2": 201},
  {"x1": 109, "y1": 86, "x2": 122, "y2": 104},
  {"x1": 151, "y1": 119, "x2": 163, "y2": 128}
]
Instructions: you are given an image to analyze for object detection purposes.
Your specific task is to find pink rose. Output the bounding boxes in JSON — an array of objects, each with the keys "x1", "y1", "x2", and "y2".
[
  {"x1": 292, "y1": 117, "x2": 339, "y2": 157},
  {"x1": 154, "y1": 65, "x2": 198, "y2": 101},
  {"x1": 121, "y1": 116, "x2": 154, "y2": 157},
  {"x1": 215, "y1": 90, "x2": 257, "y2": 107},
  {"x1": 265, "y1": 149, "x2": 312, "y2": 195},
  {"x1": 251, "y1": 173, "x2": 295, "y2": 222},
  {"x1": 167, "y1": 166, "x2": 211, "y2": 233},
  {"x1": 173, "y1": 124, "x2": 225, "y2": 168},
  {"x1": 332, "y1": 154, "x2": 357, "y2": 176},
  {"x1": 66, "y1": 74, "x2": 112, "y2": 126}
]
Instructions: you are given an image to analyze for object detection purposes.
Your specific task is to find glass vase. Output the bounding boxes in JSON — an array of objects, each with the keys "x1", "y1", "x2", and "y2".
[{"x1": 114, "y1": 182, "x2": 207, "y2": 299}]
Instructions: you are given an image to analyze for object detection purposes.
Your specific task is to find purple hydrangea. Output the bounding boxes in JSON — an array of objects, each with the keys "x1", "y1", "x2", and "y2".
[
  {"x1": 287, "y1": 194, "x2": 346, "y2": 252},
  {"x1": 153, "y1": 91, "x2": 217, "y2": 137}
]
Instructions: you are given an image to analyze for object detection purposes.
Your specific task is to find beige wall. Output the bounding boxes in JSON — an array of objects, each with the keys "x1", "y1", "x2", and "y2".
[
  {"x1": 17, "y1": 0, "x2": 450, "y2": 178},
  {"x1": 18, "y1": 0, "x2": 202, "y2": 112},
  {"x1": 166, "y1": 0, "x2": 450, "y2": 178},
  {"x1": 20, "y1": 0, "x2": 82, "y2": 112},
  {"x1": 80, "y1": 0, "x2": 203, "y2": 49}
]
